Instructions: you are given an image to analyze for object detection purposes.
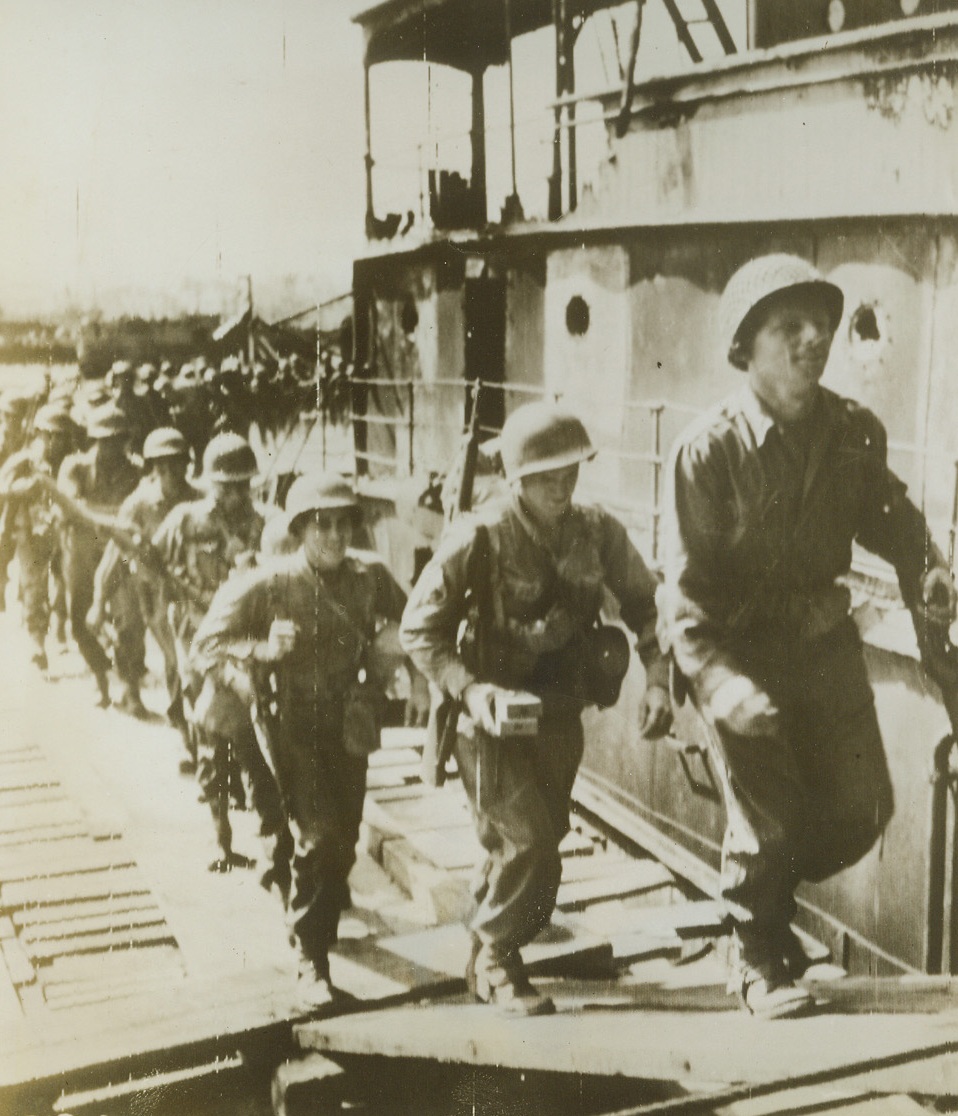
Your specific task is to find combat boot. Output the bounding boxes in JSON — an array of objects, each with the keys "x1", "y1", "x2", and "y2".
[
  {"x1": 473, "y1": 945, "x2": 555, "y2": 1017},
  {"x1": 726, "y1": 928, "x2": 815, "y2": 1020}
]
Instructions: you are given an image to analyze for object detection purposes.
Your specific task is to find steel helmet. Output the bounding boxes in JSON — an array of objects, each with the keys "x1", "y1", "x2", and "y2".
[
  {"x1": 143, "y1": 426, "x2": 189, "y2": 462},
  {"x1": 201, "y1": 432, "x2": 257, "y2": 482},
  {"x1": 499, "y1": 401, "x2": 596, "y2": 481},
  {"x1": 107, "y1": 360, "x2": 135, "y2": 387},
  {"x1": 86, "y1": 403, "x2": 130, "y2": 440},
  {"x1": 720, "y1": 254, "x2": 844, "y2": 371},
  {"x1": 285, "y1": 472, "x2": 359, "y2": 533},
  {"x1": 34, "y1": 403, "x2": 74, "y2": 435}
]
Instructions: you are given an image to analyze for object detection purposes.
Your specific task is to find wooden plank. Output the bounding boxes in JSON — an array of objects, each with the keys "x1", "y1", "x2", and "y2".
[
  {"x1": 366, "y1": 767, "x2": 420, "y2": 791},
  {"x1": 380, "y1": 727, "x2": 428, "y2": 751},
  {"x1": 0, "y1": 822, "x2": 90, "y2": 848},
  {"x1": 721, "y1": 1086, "x2": 932, "y2": 1115},
  {"x1": 0, "y1": 935, "x2": 35, "y2": 986},
  {"x1": 40, "y1": 944, "x2": 184, "y2": 989},
  {"x1": 367, "y1": 747, "x2": 422, "y2": 770},
  {"x1": 297, "y1": 1003, "x2": 958, "y2": 1089},
  {"x1": 362, "y1": 921, "x2": 614, "y2": 984},
  {"x1": 1, "y1": 867, "x2": 150, "y2": 911},
  {"x1": 0, "y1": 762, "x2": 56, "y2": 791},
  {"x1": 806, "y1": 974, "x2": 958, "y2": 1015},
  {"x1": 26, "y1": 924, "x2": 177, "y2": 963},
  {"x1": 558, "y1": 828, "x2": 599, "y2": 857},
  {"x1": 12, "y1": 893, "x2": 159, "y2": 928},
  {"x1": 0, "y1": 786, "x2": 66, "y2": 806},
  {"x1": 364, "y1": 791, "x2": 470, "y2": 834},
  {"x1": 20, "y1": 906, "x2": 166, "y2": 944},
  {"x1": 624, "y1": 898, "x2": 728, "y2": 940},
  {"x1": 0, "y1": 842, "x2": 135, "y2": 884},
  {"x1": 0, "y1": 799, "x2": 83, "y2": 834},
  {"x1": 51, "y1": 1054, "x2": 244, "y2": 1108},
  {"x1": 0, "y1": 964, "x2": 306, "y2": 1091},
  {"x1": 0, "y1": 745, "x2": 42, "y2": 761},
  {"x1": 400, "y1": 826, "x2": 480, "y2": 872},
  {"x1": 369, "y1": 784, "x2": 432, "y2": 804},
  {"x1": 558, "y1": 850, "x2": 659, "y2": 884},
  {"x1": 557, "y1": 861, "x2": 676, "y2": 911},
  {"x1": 379, "y1": 837, "x2": 472, "y2": 924}
]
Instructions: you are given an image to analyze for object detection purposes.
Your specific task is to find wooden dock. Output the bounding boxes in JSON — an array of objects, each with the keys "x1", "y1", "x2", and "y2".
[{"x1": 3, "y1": 607, "x2": 958, "y2": 1114}]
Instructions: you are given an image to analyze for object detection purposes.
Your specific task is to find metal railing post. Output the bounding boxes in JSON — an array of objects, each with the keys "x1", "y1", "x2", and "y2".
[
  {"x1": 949, "y1": 458, "x2": 958, "y2": 572},
  {"x1": 651, "y1": 403, "x2": 664, "y2": 563},
  {"x1": 408, "y1": 380, "x2": 416, "y2": 476}
]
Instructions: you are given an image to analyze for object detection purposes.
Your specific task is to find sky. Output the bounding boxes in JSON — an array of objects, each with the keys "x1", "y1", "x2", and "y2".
[
  {"x1": 0, "y1": 0, "x2": 742, "y2": 322},
  {"x1": 0, "y1": 0, "x2": 367, "y2": 319}
]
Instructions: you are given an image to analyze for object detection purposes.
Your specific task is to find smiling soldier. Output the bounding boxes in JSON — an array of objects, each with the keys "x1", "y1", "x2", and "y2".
[
  {"x1": 401, "y1": 401, "x2": 672, "y2": 1017},
  {"x1": 658, "y1": 254, "x2": 957, "y2": 1019}
]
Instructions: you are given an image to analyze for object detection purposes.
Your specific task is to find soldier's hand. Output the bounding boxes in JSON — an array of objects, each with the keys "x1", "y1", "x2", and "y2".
[
  {"x1": 7, "y1": 475, "x2": 39, "y2": 498},
  {"x1": 462, "y1": 681, "x2": 508, "y2": 737},
  {"x1": 86, "y1": 600, "x2": 104, "y2": 632},
  {"x1": 256, "y1": 619, "x2": 297, "y2": 662},
  {"x1": 922, "y1": 567, "x2": 957, "y2": 629},
  {"x1": 637, "y1": 684, "x2": 672, "y2": 740},
  {"x1": 709, "y1": 676, "x2": 779, "y2": 738},
  {"x1": 404, "y1": 671, "x2": 431, "y2": 728}
]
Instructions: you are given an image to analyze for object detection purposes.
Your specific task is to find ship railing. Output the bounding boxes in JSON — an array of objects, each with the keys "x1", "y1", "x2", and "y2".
[{"x1": 335, "y1": 374, "x2": 958, "y2": 575}]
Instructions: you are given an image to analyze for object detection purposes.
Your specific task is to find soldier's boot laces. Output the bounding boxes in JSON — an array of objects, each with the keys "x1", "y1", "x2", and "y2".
[{"x1": 473, "y1": 949, "x2": 556, "y2": 1017}]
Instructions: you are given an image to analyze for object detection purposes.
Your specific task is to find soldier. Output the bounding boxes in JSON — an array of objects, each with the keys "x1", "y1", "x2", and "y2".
[
  {"x1": 657, "y1": 254, "x2": 957, "y2": 1019},
  {"x1": 0, "y1": 403, "x2": 76, "y2": 668},
  {"x1": 193, "y1": 472, "x2": 426, "y2": 1007},
  {"x1": 209, "y1": 356, "x2": 253, "y2": 439},
  {"x1": 168, "y1": 361, "x2": 213, "y2": 467},
  {"x1": 400, "y1": 402, "x2": 673, "y2": 1016},
  {"x1": 153, "y1": 431, "x2": 265, "y2": 869},
  {"x1": 0, "y1": 389, "x2": 44, "y2": 608},
  {"x1": 89, "y1": 427, "x2": 199, "y2": 722},
  {"x1": 106, "y1": 360, "x2": 154, "y2": 457},
  {"x1": 56, "y1": 403, "x2": 141, "y2": 705}
]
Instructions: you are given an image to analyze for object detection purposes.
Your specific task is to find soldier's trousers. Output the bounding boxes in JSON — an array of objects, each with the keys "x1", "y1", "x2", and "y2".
[
  {"x1": 106, "y1": 575, "x2": 146, "y2": 694},
  {"x1": 16, "y1": 528, "x2": 54, "y2": 644},
  {"x1": 135, "y1": 580, "x2": 181, "y2": 720},
  {"x1": 62, "y1": 533, "x2": 111, "y2": 681},
  {"x1": 455, "y1": 709, "x2": 584, "y2": 959},
  {"x1": 271, "y1": 706, "x2": 368, "y2": 967},
  {"x1": 708, "y1": 617, "x2": 894, "y2": 950},
  {"x1": 196, "y1": 722, "x2": 284, "y2": 860}
]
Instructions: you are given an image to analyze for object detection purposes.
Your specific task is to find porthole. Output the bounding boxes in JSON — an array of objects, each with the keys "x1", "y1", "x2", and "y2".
[
  {"x1": 565, "y1": 295, "x2": 590, "y2": 337},
  {"x1": 826, "y1": 0, "x2": 846, "y2": 32}
]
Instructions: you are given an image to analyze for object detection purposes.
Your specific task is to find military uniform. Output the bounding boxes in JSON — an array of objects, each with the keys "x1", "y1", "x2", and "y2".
[
  {"x1": 401, "y1": 494, "x2": 667, "y2": 998},
  {"x1": 57, "y1": 437, "x2": 140, "y2": 699},
  {"x1": 657, "y1": 254, "x2": 954, "y2": 1017},
  {"x1": 192, "y1": 543, "x2": 408, "y2": 972},
  {"x1": 93, "y1": 469, "x2": 199, "y2": 719},
  {"x1": 153, "y1": 491, "x2": 264, "y2": 829},
  {"x1": 0, "y1": 442, "x2": 61, "y2": 662},
  {"x1": 660, "y1": 386, "x2": 938, "y2": 938}
]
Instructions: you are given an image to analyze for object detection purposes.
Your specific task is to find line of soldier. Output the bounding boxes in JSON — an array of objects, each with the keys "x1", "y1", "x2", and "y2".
[
  {"x1": 0, "y1": 252, "x2": 955, "y2": 1024},
  {"x1": 0, "y1": 362, "x2": 432, "y2": 1014}
]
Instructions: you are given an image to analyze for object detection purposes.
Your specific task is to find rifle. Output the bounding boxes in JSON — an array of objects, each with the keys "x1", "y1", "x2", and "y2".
[
  {"x1": 423, "y1": 380, "x2": 490, "y2": 786},
  {"x1": 31, "y1": 471, "x2": 205, "y2": 608}
]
